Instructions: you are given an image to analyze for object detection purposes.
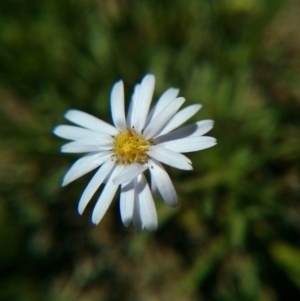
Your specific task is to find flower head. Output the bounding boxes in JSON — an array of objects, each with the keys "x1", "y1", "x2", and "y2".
[{"x1": 54, "y1": 74, "x2": 216, "y2": 231}]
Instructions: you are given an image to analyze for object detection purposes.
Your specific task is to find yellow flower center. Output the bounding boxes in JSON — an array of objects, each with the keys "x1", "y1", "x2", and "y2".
[{"x1": 113, "y1": 128, "x2": 151, "y2": 165}]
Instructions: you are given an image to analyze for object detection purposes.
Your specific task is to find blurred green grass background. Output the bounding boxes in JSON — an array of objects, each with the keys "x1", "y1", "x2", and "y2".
[{"x1": 1, "y1": 0, "x2": 300, "y2": 300}]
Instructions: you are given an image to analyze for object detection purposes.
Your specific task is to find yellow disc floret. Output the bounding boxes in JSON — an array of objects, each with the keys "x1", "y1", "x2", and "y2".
[{"x1": 113, "y1": 128, "x2": 151, "y2": 165}]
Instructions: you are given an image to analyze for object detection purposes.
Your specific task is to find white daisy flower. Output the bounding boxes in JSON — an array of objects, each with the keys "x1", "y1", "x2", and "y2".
[{"x1": 54, "y1": 74, "x2": 216, "y2": 231}]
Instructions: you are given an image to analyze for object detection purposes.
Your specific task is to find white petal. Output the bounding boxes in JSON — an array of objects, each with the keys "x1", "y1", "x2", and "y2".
[
  {"x1": 127, "y1": 84, "x2": 140, "y2": 128},
  {"x1": 134, "y1": 174, "x2": 157, "y2": 231},
  {"x1": 113, "y1": 163, "x2": 148, "y2": 185},
  {"x1": 159, "y1": 136, "x2": 217, "y2": 153},
  {"x1": 53, "y1": 125, "x2": 104, "y2": 141},
  {"x1": 120, "y1": 180, "x2": 134, "y2": 227},
  {"x1": 61, "y1": 138, "x2": 113, "y2": 153},
  {"x1": 78, "y1": 159, "x2": 116, "y2": 214},
  {"x1": 145, "y1": 87, "x2": 180, "y2": 125},
  {"x1": 111, "y1": 80, "x2": 126, "y2": 131},
  {"x1": 64, "y1": 109, "x2": 118, "y2": 136},
  {"x1": 131, "y1": 74, "x2": 155, "y2": 132},
  {"x1": 148, "y1": 159, "x2": 178, "y2": 207},
  {"x1": 62, "y1": 152, "x2": 112, "y2": 186},
  {"x1": 189, "y1": 120, "x2": 214, "y2": 137},
  {"x1": 91, "y1": 164, "x2": 123, "y2": 224},
  {"x1": 156, "y1": 104, "x2": 202, "y2": 136},
  {"x1": 143, "y1": 97, "x2": 185, "y2": 140},
  {"x1": 154, "y1": 120, "x2": 214, "y2": 144},
  {"x1": 147, "y1": 145, "x2": 192, "y2": 170}
]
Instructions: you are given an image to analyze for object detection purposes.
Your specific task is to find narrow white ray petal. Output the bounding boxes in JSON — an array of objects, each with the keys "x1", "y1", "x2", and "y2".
[
  {"x1": 143, "y1": 97, "x2": 185, "y2": 140},
  {"x1": 145, "y1": 87, "x2": 180, "y2": 125},
  {"x1": 131, "y1": 74, "x2": 155, "y2": 132},
  {"x1": 154, "y1": 120, "x2": 214, "y2": 144},
  {"x1": 147, "y1": 145, "x2": 192, "y2": 170},
  {"x1": 61, "y1": 138, "x2": 113, "y2": 153},
  {"x1": 159, "y1": 136, "x2": 217, "y2": 153},
  {"x1": 63, "y1": 152, "x2": 112, "y2": 186},
  {"x1": 148, "y1": 159, "x2": 178, "y2": 207},
  {"x1": 157, "y1": 104, "x2": 202, "y2": 136},
  {"x1": 78, "y1": 159, "x2": 116, "y2": 214},
  {"x1": 64, "y1": 109, "x2": 118, "y2": 136},
  {"x1": 189, "y1": 120, "x2": 214, "y2": 137},
  {"x1": 120, "y1": 180, "x2": 134, "y2": 227},
  {"x1": 113, "y1": 163, "x2": 148, "y2": 185},
  {"x1": 111, "y1": 80, "x2": 126, "y2": 131},
  {"x1": 127, "y1": 84, "x2": 140, "y2": 128},
  {"x1": 134, "y1": 174, "x2": 157, "y2": 231},
  {"x1": 53, "y1": 125, "x2": 104, "y2": 141},
  {"x1": 91, "y1": 165, "x2": 123, "y2": 224},
  {"x1": 132, "y1": 191, "x2": 142, "y2": 231}
]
